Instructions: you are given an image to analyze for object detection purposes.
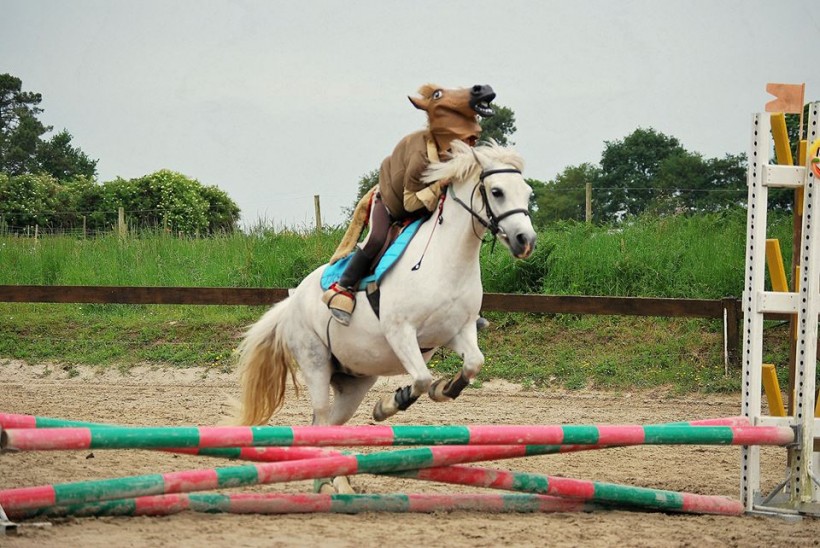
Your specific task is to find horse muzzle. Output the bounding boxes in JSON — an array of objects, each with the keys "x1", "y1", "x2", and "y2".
[
  {"x1": 469, "y1": 85, "x2": 496, "y2": 117},
  {"x1": 503, "y1": 230, "x2": 537, "y2": 259}
]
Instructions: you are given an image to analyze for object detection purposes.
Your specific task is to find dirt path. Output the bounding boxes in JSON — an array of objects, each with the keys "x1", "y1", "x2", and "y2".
[{"x1": 1, "y1": 360, "x2": 818, "y2": 547}]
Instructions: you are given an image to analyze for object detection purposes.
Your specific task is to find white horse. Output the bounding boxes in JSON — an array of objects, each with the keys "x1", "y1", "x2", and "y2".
[{"x1": 234, "y1": 140, "x2": 536, "y2": 455}]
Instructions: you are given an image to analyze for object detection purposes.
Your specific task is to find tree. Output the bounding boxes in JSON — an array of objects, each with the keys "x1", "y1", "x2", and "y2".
[
  {"x1": 200, "y1": 184, "x2": 241, "y2": 233},
  {"x1": 0, "y1": 172, "x2": 60, "y2": 228},
  {"x1": 698, "y1": 154, "x2": 748, "y2": 212},
  {"x1": 785, "y1": 102, "x2": 817, "y2": 162},
  {"x1": 0, "y1": 73, "x2": 97, "y2": 180},
  {"x1": 596, "y1": 128, "x2": 686, "y2": 222},
  {"x1": 36, "y1": 129, "x2": 97, "y2": 180},
  {"x1": 480, "y1": 105, "x2": 516, "y2": 145},
  {"x1": 533, "y1": 163, "x2": 600, "y2": 226},
  {"x1": 343, "y1": 168, "x2": 379, "y2": 220},
  {"x1": 0, "y1": 74, "x2": 50, "y2": 175},
  {"x1": 96, "y1": 170, "x2": 240, "y2": 235}
]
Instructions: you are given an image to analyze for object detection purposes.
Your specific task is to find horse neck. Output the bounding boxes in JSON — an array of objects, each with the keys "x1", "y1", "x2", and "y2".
[{"x1": 428, "y1": 182, "x2": 487, "y2": 268}]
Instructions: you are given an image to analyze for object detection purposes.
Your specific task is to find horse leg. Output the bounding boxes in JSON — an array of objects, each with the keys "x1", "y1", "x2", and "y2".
[
  {"x1": 330, "y1": 372, "x2": 379, "y2": 425},
  {"x1": 373, "y1": 324, "x2": 433, "y2": 421},
  {"x1": 303, "y1": 363, "x2": 377, "y2": 494},
  {"x1": 429, "y1": 325, "x2": 484, "y2": 402},
  {"x1": 324, "y1": 373, "x2": 378, "y2": 494}
]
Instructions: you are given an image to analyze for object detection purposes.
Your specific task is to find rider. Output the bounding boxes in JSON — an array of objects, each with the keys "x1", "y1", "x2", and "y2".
[{"x1": 322, "y1": 83, "x2": 496, "y2": 325}]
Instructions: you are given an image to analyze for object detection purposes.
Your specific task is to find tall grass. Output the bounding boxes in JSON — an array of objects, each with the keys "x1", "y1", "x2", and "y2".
[
  {"x1": 485, "y1": 210, "x2": 792, "y2": 298},
  {"x1": 0, "y1": 211, "x2": 794, "y2": 298},
  {"x1": 1, "y1": 228, "x2": 344, "y2": 288},
  {"x1": 0, "y1": 211, "x2": 797, "y2": 390}
]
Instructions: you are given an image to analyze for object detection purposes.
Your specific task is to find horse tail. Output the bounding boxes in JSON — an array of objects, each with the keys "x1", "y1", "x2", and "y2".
[
  {"x1": 233, "y1": 299, "x2": 299, "y2": 426},
  {"x1": 329, "y1": 186, "x2": 377, "y2": 264}
]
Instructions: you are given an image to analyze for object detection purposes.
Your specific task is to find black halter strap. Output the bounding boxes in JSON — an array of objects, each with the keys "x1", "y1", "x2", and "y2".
[
  {"x1": 446, "y1": 166, "x2": 530, "y2": 237},
  {"x1": 479, "y1": 168, "x2": 523, "y2": 182}
]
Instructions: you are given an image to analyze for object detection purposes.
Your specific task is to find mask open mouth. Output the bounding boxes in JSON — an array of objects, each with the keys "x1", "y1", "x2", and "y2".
[
  {"x1": 473, "y1": 101, "x2": 494, "y2": 117},
  {"x1": 469, "y1": 85, "x2": 496, "y2": 118}
]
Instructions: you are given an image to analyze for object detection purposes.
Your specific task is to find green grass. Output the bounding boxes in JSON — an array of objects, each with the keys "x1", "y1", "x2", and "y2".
[
  {"x1": 3, "y1": 302, "x2": 779, "y2": 393},
  {"x1": 0, "y1": 228, "x2": 344, "y2": 287},
  {"x1": 0, "y1": 211, "x2": 797, "y2": 392}
]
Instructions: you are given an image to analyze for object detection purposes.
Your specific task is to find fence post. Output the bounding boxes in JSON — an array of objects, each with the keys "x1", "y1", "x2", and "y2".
[
  {"x1": 585, "y1": 183, "x2": 592, "y2": 223},
  {"x1": 314, "y1": 195, "x2": 322, "y2": 232},
  {"x1": 723, "y1": 297, "x2": 741, "y2": 368},
  {"x1": 117, "y1": 207, "x2": 126, "y2": 238}
]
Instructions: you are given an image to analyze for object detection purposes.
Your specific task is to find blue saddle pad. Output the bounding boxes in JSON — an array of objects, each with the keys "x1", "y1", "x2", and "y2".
[{"x1": 321, "y1": 217, "x2": 425, "y2": 292}]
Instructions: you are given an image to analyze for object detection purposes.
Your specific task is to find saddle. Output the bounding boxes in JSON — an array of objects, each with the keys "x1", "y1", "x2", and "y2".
[{"x1": 320, "y1": 216, "x2": 426, "y2": 317}]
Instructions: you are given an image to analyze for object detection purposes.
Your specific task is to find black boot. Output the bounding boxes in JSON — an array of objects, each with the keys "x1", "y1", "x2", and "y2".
[
  {"x1": 338, "y1": 249, "x2": 372, "y2": 290},
  {"x1": 322, "y1": 249, "x2": 372, "y2": 325}
]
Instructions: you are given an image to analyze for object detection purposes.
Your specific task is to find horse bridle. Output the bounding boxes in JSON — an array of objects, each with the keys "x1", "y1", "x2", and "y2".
[{"x1": 446, "y1": 167, "x2": 531, "y2": 238}]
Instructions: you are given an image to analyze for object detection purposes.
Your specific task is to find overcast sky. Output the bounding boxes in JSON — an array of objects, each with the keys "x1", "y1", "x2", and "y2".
[{"x1": 2, "y1": 1, "x2": 819, "y2": 228}]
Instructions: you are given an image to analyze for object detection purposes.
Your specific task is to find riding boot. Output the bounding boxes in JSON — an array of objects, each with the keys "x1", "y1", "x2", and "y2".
[{"x1": 322, "y1": 249, "x2": 372, "y2": 326}]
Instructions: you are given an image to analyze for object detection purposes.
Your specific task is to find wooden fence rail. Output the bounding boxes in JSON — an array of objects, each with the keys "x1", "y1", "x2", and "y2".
[{"x1": 0, "y1": 285, "x2": 744, "y2": 366}]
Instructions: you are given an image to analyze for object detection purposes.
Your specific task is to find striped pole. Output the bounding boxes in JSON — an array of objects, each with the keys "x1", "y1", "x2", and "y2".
[
  {"x1": 0, "y1": 444, "x2": 560, "y2": 513},
  {"x1": 0, "y1": 413, "x2": 342, "y2": 462},
  {"x1": 0, "y1": 412, "x2": 751, "y2": 430},
  {"x1": 6, "y1": 492, "x2": 597, "y2": 520},
  {"x1": 0, "y1": 412, "x2": 752, "y2": 462},
  {"x1": 393, "y1": 464, "x2": 744, "y2": 515},
  {"x1": 0, "y1": 423, "x2": 793, "y2": 452}
]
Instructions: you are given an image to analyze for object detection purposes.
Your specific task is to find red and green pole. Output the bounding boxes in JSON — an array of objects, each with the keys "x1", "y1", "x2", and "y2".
[
  {"x1": 393, "y1": 464, "x2": 744, "y2": 515},
  {"x1": 0, "y1": 444, "x2": 559, "y2": 514},
  {"x1": 6, "y1": 492, "x2": 597, "y2": 520},
  {"x1": 0, "y1": 423, "x2": 793, "y2": 452},
  {"x1": 0, "y1": 412, "x2": 751, "y2": 430}
]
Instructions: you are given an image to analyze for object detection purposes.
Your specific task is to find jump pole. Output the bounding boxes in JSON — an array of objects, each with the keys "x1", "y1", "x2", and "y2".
[
  {"x1": 0, "y1": 412, "x2": 752, "y2": 429},
  {"x1": 7, "y1": 492, "x2": 598, "y2": 520},
  {"x1": 0, "y1": 413, "x2": 752, "y2": 461},
  {"x1": 0, "y1": 444, "x2": 563, "y2": 514},
  {"x1": 0, "y1": 423, "x2": 793, "y2": 452},
  {"x1": 0, "y1": 445, "x2": 745, "y2": 517},
  {"x1": 392, "y1": 464, "x2": 744, "y2": 515}
]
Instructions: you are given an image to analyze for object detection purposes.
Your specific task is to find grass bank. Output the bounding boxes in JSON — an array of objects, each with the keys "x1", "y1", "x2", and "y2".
[{"x1": 0, "y1": 211, "x2": 795, "y2": 392}]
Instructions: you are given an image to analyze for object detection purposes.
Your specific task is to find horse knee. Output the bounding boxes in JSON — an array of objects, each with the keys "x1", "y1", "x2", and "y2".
[
  {"x1": 461, "y1": 359, "x2": 484, "y2": 380},
  {"x1": 412, "y1": 373, "x2": 432, "y2": 396},
  {"x1": 462, "y1": 355, "x2": 484, "y2": 379}
]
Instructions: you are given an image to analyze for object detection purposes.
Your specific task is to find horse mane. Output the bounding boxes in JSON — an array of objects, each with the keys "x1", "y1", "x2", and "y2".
[{"x1": 421, "y1": 139, "x2": 525, "y2": 185}]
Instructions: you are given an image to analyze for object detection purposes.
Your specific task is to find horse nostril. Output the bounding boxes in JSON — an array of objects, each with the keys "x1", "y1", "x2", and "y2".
[
  {"x1": 472, "y1": 85, "x2": 482, "y2": 94},
  {"x1": 516, "y1": 233, "x2": 528, "y2": 246}
]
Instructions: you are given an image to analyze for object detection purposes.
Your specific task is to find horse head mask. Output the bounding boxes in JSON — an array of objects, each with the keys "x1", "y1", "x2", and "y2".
[{"x1": 409, "y1": 84, "x2": 496, "y2": 151}]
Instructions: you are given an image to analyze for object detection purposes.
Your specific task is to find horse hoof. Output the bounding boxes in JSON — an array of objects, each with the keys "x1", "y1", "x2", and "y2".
[
  {"x1": 332, "y1": 476, "x2": 356, "y2": 494},
  {"x1": 314, "y1": 477, "x2": 356, "y2": 494},
  {"x1": 372, "y1": 399, "x2": 396, "y2": 422},
  {"x1": 428, "y1": 378, "x2": 453, "y2": 402},
  {"x1": 314, "y1": 478, "x2": 336, "y2": 494}
]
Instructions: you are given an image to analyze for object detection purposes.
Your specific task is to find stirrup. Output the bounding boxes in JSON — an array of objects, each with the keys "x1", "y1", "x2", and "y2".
[{"x1": 322, "y1": 283, "x2": 356, "y2": 326}]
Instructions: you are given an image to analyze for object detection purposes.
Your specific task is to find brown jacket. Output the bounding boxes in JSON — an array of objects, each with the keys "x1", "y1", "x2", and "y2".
[{"x1": 378, "y1": 129, "x2": 447, "y2": 219}]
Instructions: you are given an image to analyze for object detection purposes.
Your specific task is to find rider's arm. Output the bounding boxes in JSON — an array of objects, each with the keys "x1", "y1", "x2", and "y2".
[{"x1": 402, "y1": 152, "x2": 443, "y2": 213}]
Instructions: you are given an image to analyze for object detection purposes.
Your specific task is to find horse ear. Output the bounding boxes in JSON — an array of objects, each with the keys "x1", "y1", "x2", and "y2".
[
  {"x1": 408, "y1": 95, "x2": 427, "y2": 111},
  {"x1": 470, "y1": 147, "x2": 486, "y2": 169},
  {"x1": 409, "y1": 83, "x2": 439, "y2": 112}
]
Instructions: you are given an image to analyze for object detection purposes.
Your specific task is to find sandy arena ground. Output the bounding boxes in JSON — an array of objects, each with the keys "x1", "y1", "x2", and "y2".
[{"x1": 1, "y1": 359, "x2": 819, "y2": 547}]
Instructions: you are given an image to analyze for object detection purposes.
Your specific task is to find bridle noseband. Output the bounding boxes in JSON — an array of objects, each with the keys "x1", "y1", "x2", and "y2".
[{"x1": 447, "y1": 166, "x2": 531, "y2": 238}]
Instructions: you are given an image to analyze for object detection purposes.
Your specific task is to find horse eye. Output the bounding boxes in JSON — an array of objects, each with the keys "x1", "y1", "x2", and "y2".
[
  {"x1": 491, "y1": 188, "x2": 503, "y2": 198},
  {"x1": 432, "y1": 90, "x2": 443, "y2": 99}
]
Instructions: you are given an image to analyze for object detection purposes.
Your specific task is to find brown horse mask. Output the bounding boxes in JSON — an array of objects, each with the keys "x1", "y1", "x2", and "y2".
[{"x1": 409, "y1": 84, "x2": 496, "y2": 152}]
